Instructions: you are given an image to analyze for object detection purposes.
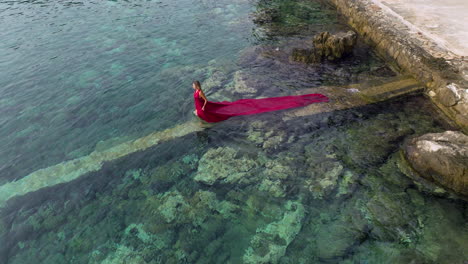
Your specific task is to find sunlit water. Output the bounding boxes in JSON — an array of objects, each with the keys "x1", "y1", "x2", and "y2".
[{"x1": 0, "y1": 0, "x2": 467, "y2": 263}]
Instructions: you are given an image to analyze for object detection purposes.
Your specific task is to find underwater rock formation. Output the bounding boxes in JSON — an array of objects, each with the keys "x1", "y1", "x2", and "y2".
[
  {"x1": 258, "y1": 155, "x2": 297, "y2": 198},
  {"x1": 243, "y1": 201, "x2": 305, "y2": 264},
  {"x1": 247, "y1": 121, "x2": 290, "y2": 151},
  {"x1": 336, "y1": 113, "x2": 416, "y2": 167},
  {"x1": 314, "y1": 218, "x2": 364, "y2": 260},
  {"x1": 305, "y1": 160, "x2": 344, "y2": 199},
  {"x1": 402, "y1": 131, "x2": 468, "y2": 197},
  {"x1": 201, "y1": 70, "x2": 228, "y2": 94},
  {"x1": 195, "y1": 146, "x2": 297, "y2": 198},
  {"x1": 252, "y1": 7, "x2": 280, "y2": 25},
  {"x1": 159, "y1": 191, "x2": 190, "y2": 223},
  {"x1": 291, "y1": 31, "x2": 357, "y2": 63},
  {"x1": 188, "y1": 190, "x2": 239, "y2": 226},
  {"x1": 365, "y1": 192, "x2": 416, "y2": 241},
  {"x1": 230, "y1": 70, "x2": 258, "y2": 95},
  {"x1": 194, "y1": 147, "x2": 260, "y2": 185}
]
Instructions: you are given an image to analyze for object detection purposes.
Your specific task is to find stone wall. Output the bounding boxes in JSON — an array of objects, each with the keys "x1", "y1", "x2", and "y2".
[{"x1": 327, "y1": 0, "x2": 468, "y2": 132}]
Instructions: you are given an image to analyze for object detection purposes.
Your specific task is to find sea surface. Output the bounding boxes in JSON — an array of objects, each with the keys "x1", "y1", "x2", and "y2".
[{"x1": 0, "y1": 0, "x2": 467, "y2": 263}]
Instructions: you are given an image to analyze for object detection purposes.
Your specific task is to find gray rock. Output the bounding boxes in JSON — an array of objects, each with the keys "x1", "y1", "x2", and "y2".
[
  {"x1": 437, "y1": 83, "x2": 462, "y2": 107},
  {"x1": 402, "y1": 131, "x2": 468, "y2": 197}
]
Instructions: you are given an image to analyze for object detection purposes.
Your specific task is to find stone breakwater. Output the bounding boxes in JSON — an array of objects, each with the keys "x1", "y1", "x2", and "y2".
[
  {"x1": 327, "y1": 0, "x2": 468, "y2": 132},
  {"x1": 0, "y1": 121, "x2": 203, "y2": 208}
]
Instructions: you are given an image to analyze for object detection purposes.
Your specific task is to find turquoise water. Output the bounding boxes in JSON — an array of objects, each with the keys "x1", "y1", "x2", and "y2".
[{"x1": 1, "y1": 0, "x2": 467, "y2": 263}]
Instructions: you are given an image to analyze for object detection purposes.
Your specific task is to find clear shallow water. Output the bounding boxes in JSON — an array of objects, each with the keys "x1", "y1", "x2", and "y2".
[
  {"x1": 0, "y1": 0, "x2": 467, "y2": 263},
  {"x1": 0, "y1": 0, "x2": 254, "y2": 182}
]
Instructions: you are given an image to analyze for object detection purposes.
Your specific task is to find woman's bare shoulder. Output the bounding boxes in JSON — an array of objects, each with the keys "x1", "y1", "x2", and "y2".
[{"x1": 200, "y1": 90, "x2": 207, "y2": 97}]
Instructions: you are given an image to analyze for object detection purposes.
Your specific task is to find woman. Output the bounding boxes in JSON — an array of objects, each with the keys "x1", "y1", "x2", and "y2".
[
  {"x1": 193, "y1": 80, "x2": 208, "y2": 113},
  {"x1": 193, "y1": 80, "x2": 329, "y2": 123}
]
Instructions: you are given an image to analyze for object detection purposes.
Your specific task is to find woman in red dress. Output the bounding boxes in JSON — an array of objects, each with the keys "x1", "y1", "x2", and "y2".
[{"x1": 192, "y1": 80, "x2": 328, "y2": 123}]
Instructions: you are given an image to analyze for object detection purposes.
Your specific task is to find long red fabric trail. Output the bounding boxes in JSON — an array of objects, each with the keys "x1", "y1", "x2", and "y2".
[{"x1": 194, "y1": 90, "x2": 329, "y2": 123}]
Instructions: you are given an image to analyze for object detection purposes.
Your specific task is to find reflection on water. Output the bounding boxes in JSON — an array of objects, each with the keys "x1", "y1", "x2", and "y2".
[{"x1": 0, "y1": 0, "x2": 467, "y2": 263}]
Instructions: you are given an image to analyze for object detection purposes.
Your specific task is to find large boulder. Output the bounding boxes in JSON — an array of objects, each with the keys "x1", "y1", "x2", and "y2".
[
  {"x1": 291, "y1": 31, "x2": 357, "y2": 63},
  {"x1": 402, "y1": 131, "x2": 468, "y2": 197}
]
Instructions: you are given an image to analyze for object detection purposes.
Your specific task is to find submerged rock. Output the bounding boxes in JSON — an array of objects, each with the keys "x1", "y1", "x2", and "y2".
[
  {"x1": 194, "y1": 147, "x2": 260, "y2": 185},
  {"x1": 305, "y1": 159, "x2": 344, "y2": 199},
  {"x1": 188, "y1": 190, "x2": 238, "y2": 226},
  {"x1": 243, "y1": 201, "x2": 305, "y2": 264},
  {"x1": 258, "y1": 157, "x2": 296, "y2": 198},
  {"x1": 158, "y1": 191, "x2": 190, "y2": 223},
  {"x1": 246, "y1": 121, "x2": 290, "y2": 151},
  {"x1": 414, "y1": 199, "x2": 468, "y2": 262},
  {"x1": 338, "y1": 113, "x2": 415, "y2": 167},
  {"x1": 365, "y1": 192, "x2": 416, "y2": 242},
  {"x1": 291, "y1": 31, "x2": 357, "y2": 63},
  {"x1": 100, "y1": 245, "x2": 146, "y2": 264},
  {"x1": 201, "y1": 70, "x2": 228, "y2": 93},
  {"x1": 315, "y1": 220, "x2": 363, "y2": 260},
  {"x1": 402, "y1": 131, "x2": 468, "y2": 197},
  {"x1": 252, "y1": 7, "x2": 280, "y2": 25},
  {"x1": 231, "y1": 70, "x2": 257, "y2": 94}
]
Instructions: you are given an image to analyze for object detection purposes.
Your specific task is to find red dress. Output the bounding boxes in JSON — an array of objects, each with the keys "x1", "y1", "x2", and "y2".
[{"x1": 194, "y1": 89, "x2": 328, "y2": 123}]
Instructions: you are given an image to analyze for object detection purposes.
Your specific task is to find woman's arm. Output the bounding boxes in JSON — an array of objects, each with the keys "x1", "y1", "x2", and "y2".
[{"x1": 200, "y1": 90, "x2": 208, "y2": 111}]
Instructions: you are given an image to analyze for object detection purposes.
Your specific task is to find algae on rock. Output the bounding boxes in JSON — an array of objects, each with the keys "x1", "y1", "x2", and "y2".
[
  {"x1": 194, "y1": 147, "x2": 260, "y2": 185},
  {"x1": 305, "y1": 158, "x2": 345, "y2": 199},
  {"x1": 243, "y1": 201, "x2": 305, "y2": 264},
  {"x1": 158, "y1": 191, "x2": 190, "y2": 224}
]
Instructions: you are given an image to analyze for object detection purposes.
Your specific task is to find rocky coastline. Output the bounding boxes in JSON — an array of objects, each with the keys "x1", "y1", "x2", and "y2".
[
  {"x1": 327, "y1": 0, "x2": 468, "y2": 133},
  {"x1": 324, "y1": 0, "x2": 468, "y2": 197}
]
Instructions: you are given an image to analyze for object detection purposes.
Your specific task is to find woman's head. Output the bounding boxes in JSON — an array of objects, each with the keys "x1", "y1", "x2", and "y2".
[{"x1": 192, "y1": 80, "x2": 201, "y2": 90}]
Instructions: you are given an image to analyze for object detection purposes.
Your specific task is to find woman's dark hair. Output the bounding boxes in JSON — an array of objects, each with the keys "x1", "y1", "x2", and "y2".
[{"x1": 193, "y1": 80, "x2": 201, "y2": 90}]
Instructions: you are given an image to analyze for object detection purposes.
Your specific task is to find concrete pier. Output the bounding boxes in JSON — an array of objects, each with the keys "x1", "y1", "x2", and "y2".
[
  {"x1": 328, "y1": 0, "x2": 468, "y2": 132},
  {"x1": 377, "y1": 0, "x2": 468, "y2": 57}
]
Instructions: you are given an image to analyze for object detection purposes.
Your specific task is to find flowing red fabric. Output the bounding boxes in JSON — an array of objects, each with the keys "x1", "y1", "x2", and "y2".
[{"x1": 194, "y1": 90, "x2": 328, "y2": 123}]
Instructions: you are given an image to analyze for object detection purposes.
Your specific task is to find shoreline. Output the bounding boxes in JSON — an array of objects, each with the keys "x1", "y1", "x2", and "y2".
[{"x1": 327, "y1": 0, "x2": 468, "y2": 133}]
